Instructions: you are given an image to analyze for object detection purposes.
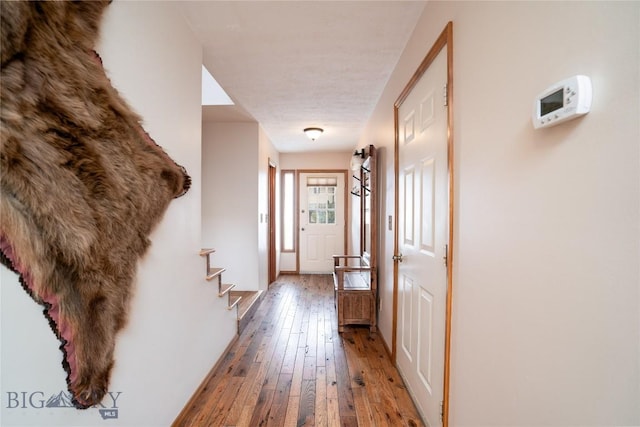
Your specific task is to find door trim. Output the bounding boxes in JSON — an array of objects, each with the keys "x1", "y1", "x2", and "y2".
[
  {"x1": 268, "y1": 160, "x2": 277, "y2": 285},
  {"x1": 295, "y1": 169, "x2": 348, "y2": 273},
  {"x1": 392, "y1": 21, "x2": 454, "y2": 426}
]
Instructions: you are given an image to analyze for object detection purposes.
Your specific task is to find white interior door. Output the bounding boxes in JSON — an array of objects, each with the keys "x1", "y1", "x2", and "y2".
[
  {"x1": 396, "y1": 47, "x2": 449, "y2": 426},
  {"x1": 299, "y1": 172, "x2": 345, "y2": 273}
]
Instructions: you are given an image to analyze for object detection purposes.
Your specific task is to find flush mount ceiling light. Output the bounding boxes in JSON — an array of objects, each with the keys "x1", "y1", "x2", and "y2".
[{"x1": 303, "y1": 127, "x2": 323, "y2": 141}]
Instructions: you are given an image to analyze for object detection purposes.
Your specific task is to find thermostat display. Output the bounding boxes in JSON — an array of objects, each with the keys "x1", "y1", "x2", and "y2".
[{"x1": 533, "y1": 75, "x2": 592, "y2": 129}]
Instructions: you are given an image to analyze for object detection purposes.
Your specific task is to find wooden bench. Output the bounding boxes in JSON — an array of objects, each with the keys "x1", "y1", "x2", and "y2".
[{"x1": 333, "y1": 255, "x2": 376, "y2": 333}]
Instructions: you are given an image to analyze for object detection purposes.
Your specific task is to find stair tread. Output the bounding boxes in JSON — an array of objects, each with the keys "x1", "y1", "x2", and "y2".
[
  {"x1": 230, "y1": 290, "x2": 264, "y2": 320},
  {"x1": 206, "y1": 267, "x2": 225, "y2": 280},
  {"x1": 228, "y1": 295, "x2": 242, "y2": 310},
  {"x1": 218, "y1": 283, "x2": 236, "y2": 297},
  {"x1": 199, "y1": 248, "x2": 216, "y2": 256}
]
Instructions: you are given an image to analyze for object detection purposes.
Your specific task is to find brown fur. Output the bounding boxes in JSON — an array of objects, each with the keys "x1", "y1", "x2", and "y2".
[{"x1": 0, "y1": 1, "x2": 190, "y2": 408}]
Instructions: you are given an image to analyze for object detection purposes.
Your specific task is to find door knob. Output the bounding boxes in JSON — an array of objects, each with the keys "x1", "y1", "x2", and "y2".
[{"x1": 392, "y1": 253, "x2": 404, "y2": 262}]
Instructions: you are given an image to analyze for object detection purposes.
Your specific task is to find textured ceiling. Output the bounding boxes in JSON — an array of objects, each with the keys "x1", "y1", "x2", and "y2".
[{"x1": 179, "y1": 1, "x2": 426, "y2": 153}]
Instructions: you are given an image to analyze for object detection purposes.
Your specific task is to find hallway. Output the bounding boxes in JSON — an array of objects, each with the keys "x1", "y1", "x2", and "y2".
[{"x1": 173, "y1": 274, "x2": 424, "y2": 426}]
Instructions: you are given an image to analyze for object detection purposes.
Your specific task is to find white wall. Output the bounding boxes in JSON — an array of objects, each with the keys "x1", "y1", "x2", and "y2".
[
  {"x1": 201, "y1": 122, "x2": 279, "y2": 291},
  {"x1": 361, "y1": 1, "x2": 640, "y2": 425},
  {"x1": 202, "y1": 122, "x2": 261, "y2": 290},
  {"x1": 1, "y1": 3, "x2": 239, "y2": 426}
]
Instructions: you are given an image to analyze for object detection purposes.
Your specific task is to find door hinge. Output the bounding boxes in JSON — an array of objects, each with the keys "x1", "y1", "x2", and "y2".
[
  {"x1": 443, "y1": 83, "x2": 448, "y2": 107},
  {"x1": 440, "y1": 400, "x2": 444, "y2": 421},
  {"x1": 443, "y1": 244, "x2": 449, "y2": 267}
]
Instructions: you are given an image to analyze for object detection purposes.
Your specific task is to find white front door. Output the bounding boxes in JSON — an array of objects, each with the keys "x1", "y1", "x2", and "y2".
[
  {"x1": 299, "y1": 172, "x2": 345, "y2": 273},
  {"x1": 396, "y1": 46, "x2": 449, "y2": 426}
]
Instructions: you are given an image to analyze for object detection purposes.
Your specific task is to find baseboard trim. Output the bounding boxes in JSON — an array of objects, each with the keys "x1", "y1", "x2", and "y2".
[{"x1": 379, "y1": 328, "x2": 393, "y2": 362}]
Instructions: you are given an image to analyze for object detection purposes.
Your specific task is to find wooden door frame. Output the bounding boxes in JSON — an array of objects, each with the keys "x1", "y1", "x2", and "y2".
[
  {"x1": 392, "y1": 21, "x2": 454, "y2": 426},
  {"x1": 268, "y1": 160, "x2": 277, "y2": 285},
  {"x1": 295, "y1": 169, "x2": 348, "y2": 273}
]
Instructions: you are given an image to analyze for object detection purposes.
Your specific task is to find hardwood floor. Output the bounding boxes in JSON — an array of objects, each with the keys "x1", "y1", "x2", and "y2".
[{"x1": 173, "y1": 274, "x2": 424, "y2": 427}]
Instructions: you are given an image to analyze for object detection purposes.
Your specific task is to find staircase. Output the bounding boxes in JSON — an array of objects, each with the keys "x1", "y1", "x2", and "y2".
[{"x1": 199, "y1": 248, "x2": 263, "y2": 334}]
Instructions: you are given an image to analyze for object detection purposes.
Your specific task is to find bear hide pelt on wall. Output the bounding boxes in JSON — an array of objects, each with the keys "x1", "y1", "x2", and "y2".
[{"x1": 0, "y1": 1, "x2": 191, "y2": 408}]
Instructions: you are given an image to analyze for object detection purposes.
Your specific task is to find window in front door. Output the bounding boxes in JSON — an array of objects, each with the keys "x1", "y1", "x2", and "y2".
[{"x1": 306, "y1": 177, "x2": 337, "y2": 225}]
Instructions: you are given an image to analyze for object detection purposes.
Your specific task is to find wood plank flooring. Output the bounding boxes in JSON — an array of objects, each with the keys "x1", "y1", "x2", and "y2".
[{"x1": 173, "y1": 274, "x2": 424, "y2": 427}]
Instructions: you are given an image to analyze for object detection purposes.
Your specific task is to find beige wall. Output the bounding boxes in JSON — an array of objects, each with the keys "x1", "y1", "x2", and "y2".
[
  {"x1": 258, "y1": 126, "x2": 281, "y2": 288},
  {"x1": 202, "y1": 122, "x2": 260, "y2": 289},
  {"x1": 202, "y1": 122, "x2": 279, "y2": 291},
  {"x1": 279, "y1": 151, "x2": 351, "y2": 170},
  {"x1": 360, "y1": 1, "x2": 640, "y2": 424},
  {"x1": 278, "y1": 151, "x2": 353, "y2": 271}
]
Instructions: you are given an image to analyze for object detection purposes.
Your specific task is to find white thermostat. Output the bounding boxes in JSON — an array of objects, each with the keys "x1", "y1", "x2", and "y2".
[{"x1": 533, "y1": 75, "x2": 592, "y2": 129}]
